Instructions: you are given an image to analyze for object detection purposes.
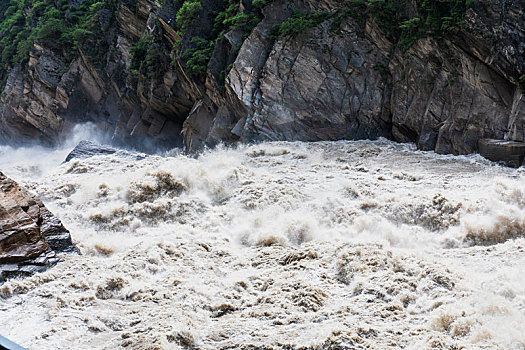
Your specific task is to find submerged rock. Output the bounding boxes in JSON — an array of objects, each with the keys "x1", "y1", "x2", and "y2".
[{"x1": 0, "y1": 171, "x2": 77, "y2": 282}]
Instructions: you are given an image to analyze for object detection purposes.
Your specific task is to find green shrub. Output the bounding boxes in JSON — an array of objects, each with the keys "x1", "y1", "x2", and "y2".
[
  {"x1": 222, "y1": 12, "x2": 249, "y2": 29},
  {"x1": 176, "y1": 0, "x2": 202, "y2": 30},
  {"x1": 271, "y1": 10, "x2": 331, "y2": 38},
  {"x1": 182, "y1": 37, "x2": 215, "y2": 77},
  {"x1": 130, "y1": 35, "x2": 154, "y2": 72},
  {"x1": 129, "y1": 21, "x2": 166, "y2": 81},
  {"x1": 172, "y1": 0, "x2": 267, "y2": 80},
  {"x1": 0, "y1": 0, "x2": 118, "y2": 73},
  {"x1": 212, "y1": 0, "x2": 265, "y2": 40},
  {"x1": 253, "y1": 0, "x2": 268, "y2": 9},
  {"x1": 34, "y1": 18, "x2": 68, "y2": 44}
]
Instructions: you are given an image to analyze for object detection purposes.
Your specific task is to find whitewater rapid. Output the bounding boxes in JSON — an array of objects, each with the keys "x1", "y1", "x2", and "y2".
[{"x1": 0, "y1": 140, "x2": 524, "y2": 349}]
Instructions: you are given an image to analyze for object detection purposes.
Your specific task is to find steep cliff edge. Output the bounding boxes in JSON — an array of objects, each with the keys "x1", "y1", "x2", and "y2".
[{"x1": 0, "y1": 0, "x2": 523, "y2": 155}]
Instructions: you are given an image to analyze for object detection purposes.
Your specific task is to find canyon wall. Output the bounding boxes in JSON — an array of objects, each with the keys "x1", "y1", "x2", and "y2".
[{"x1": 0, "y1": 0, "x2": 523, "y2": 154}]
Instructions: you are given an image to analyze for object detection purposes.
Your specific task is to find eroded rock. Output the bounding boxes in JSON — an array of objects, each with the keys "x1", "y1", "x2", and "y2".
[{"x1": 0, "y1": 172, "x2": 77, "y2": 282}]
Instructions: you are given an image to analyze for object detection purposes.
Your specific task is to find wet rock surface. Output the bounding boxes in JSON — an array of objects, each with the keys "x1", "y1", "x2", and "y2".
[
  {"x1": 64, "y1": 140, "x2": 119, "y2": 163},
  {"x1": 0, "y1": 171, "x2": 77, "y2": 282},
  {"x1": 64, "y1": 140, "x2": 147, "y2": 164}
]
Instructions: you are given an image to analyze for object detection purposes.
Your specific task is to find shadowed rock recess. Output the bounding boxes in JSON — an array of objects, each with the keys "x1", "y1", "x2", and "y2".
[
  {"x1": 0, "y1": 0, "x2": 523, "y2": 155},
  {"x1": 0, "y1": 172, "x2": 77, "y2": 282}
]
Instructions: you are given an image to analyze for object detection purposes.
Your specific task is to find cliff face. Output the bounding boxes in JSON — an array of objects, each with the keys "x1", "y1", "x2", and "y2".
[
  {"x1": 224, "y1": 0, "x2": 525, "y2": 155},
  {"x1": 0, "y1": 0, "x2": 523, "y2": 155}
]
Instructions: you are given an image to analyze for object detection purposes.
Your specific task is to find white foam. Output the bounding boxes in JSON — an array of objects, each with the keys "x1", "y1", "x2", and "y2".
[{"x1": 0, "y1": 140, "x2": 523, "y2": 349}]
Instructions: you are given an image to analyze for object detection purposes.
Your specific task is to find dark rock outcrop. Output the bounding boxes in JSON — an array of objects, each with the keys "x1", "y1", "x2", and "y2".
[
  {"x1": 0, "y1": 172, "x2": 77, "y2": 282},
  {"x1": 0, "y1": 0, "x2": 523, "y2": 156},
  {"x1": 478, "y1": 139, "x2": 525, "y2": 167},
  {"x1": 64, "y1": 140, "x2": 119, "y2": 163},
  {"x1": 63, "y1": 140, "x2": 147, "y2": 163}
]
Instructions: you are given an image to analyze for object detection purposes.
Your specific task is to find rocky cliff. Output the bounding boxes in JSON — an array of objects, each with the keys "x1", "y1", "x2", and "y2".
[{"x1": 0, "y1": 0, "x2": 523, "y2": 155}]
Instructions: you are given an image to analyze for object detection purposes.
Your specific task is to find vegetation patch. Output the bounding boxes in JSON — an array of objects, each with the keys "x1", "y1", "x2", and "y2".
[
  {"x1": 332, "y1": 0, "x2": 475, "y2": 51},
  {"x1": 128, "y1": 20, "x2": 168, "y2": 94},
  {"x1": 172, "y1": 0, "x2": 268, "y2": 79},
  {"x1": 271, "y1": 10, "x2": 332, "y2": 38},
  {"x1": 181, "y1": 37, "x2": 216, "y2": 77},
  {"x1": 0, "y1": 0, "x2": 118, "y2": 83},
  {"x1": 176, "y1": 0, "x2": 202, "y2": 30},
  {"x1": 267, "y1": 0, "x2": 473, "y2": 51}
]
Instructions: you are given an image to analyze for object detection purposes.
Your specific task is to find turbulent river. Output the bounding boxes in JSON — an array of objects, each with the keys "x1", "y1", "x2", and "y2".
[{"x1": 0, "y1": 139, "x2": 524, "y2": 349}]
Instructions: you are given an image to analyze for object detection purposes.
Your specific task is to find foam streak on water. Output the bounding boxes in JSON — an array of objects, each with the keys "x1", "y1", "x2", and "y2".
[{"x1": 0, "y1": 140, "x2": 524, "y2": 349}]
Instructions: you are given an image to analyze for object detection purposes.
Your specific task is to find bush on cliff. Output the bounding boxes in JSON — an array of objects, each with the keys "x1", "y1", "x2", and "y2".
[
  {"x1": 270, "y1": 0, "x2": 473, "y2": 51},
  {"x1": 173, "y1": 0, "x2": 266, "y2": 79},
  {"x1": 176, "y1": 0, "x2": 202, "y2": 30},
  {"x1": 0, "y1": 0, "x2": 118, "y2": 75}
]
